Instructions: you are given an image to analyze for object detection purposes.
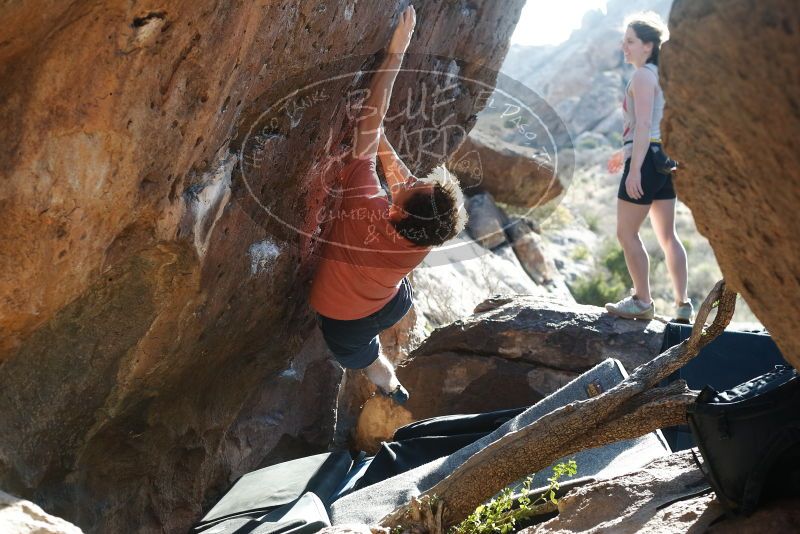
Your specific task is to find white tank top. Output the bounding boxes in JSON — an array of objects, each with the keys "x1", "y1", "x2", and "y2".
[{"x1": 622, "y1": 63, "x2": 664, "y2": 159}]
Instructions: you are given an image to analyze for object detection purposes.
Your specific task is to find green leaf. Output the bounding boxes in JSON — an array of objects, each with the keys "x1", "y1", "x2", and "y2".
[{"x1": 451, "y1": 460, "x2": 579, "y2": 534}]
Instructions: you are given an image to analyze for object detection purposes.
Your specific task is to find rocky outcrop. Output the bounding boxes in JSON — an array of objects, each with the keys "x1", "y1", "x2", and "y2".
[
  {"x1": 500, "y1": 0, "x2": 673, "y2": 143},
  {"x1": 412, "y1": 296, "x2": 665, "y2": 373},
  {"x1": 353, "y1": 296, "x2": 666, "y2": 451},
  {"x1": 464, "y1": 192, "x2": 509, "y2": 249},
  {"x1": 525, "y1": 450, "x2": 800, "y2": 533},
  {"x1": 0, "y1": 1, "x2": 525, "y2": 532},
  {"x1": 506, "y1": 217, "x2": 560, "y2": 286},
  {"x1": 413, "y1": 237, "x2": 552, "y2": 327},
  {"x1": 662, "y1": 0, "x2": 800, "y2": 372},
  {"x1": 708, "y1": 498, "x2": 800, "y2": 533},
  {"x1": 457, "y1": 190, "x2": 571, "y2": 298},
  {"x1": 0, "y1": 490, "x2": 83, "y2": 534},
  {"x1": 525, "y1": 451, "x2": 718, "y2": 533},
  {"x1": 448, "y1": 130, "x2": 561, "y2": 208}
]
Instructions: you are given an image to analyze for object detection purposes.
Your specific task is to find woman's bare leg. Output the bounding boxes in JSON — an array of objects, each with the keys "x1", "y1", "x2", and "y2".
[
  {"x1": 616, "y1": 199, "x2": 653, "y2": 303},
  {"x1": 650, "y1": 198, "x2": 689, "y2": 304}
]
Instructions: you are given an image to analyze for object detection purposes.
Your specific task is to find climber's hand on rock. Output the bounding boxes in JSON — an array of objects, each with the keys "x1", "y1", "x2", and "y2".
[{"x1": 388, "y1": 5, "x2": 416, "y2": 55}]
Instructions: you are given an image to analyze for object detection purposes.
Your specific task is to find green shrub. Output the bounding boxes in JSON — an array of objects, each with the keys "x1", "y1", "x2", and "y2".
[
  {"x1": 577, "y1": 136, "x2": 600, "y2": 150},
  {"x1": 601, "y1": 244, "x2": 632, "y2": 287},
  {"x1": 571, "y1": 244, "x2": 590, "y2": 261},
  {"x1": 585, "y1": 214, "x2": 600, "y2": 233},
  {"x1": 570, "y1": 272, "x2": 627, "y2": 307},
  {"x1": 451, "y1": 460, "x2": 578, "y2": 534},
  {"x1": 569, "y1": 242, "x2": 632, "y2": 306}
]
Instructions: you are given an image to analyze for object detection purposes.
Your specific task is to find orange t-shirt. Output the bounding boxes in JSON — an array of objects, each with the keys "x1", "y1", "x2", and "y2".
[{"x1": 309, "y1": 157, "x2": 430, "y2": 320}]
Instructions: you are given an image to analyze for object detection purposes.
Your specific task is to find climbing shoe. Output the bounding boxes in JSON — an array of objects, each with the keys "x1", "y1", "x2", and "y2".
[
  {"x1": 673, "y1": 300, "x2": 694, "y2": 324},
  {"x1": 605, "y1": 292, "x2": 654, "y2": 320},
  {"x1": 382, "y1": 384, "x2": 410, "y2": 405}
]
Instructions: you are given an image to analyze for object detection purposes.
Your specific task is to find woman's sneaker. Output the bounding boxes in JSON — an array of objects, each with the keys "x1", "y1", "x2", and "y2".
[
  {"x1": 605, "y1": 293, "x2": 655, "y2": 320},
  {"x1": 673, "y1": 301, "x2": 694, "y2": 324}
]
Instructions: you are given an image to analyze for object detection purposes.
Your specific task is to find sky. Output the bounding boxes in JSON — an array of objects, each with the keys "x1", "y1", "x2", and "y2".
[{"x1": 511, "y1": 0, "x2": 608, "y2": 46}]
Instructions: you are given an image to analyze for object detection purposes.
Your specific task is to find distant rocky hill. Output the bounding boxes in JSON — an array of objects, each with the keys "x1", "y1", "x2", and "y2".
[{"x1": 500, "y1": 0, "x2": 673, "y2": 145}]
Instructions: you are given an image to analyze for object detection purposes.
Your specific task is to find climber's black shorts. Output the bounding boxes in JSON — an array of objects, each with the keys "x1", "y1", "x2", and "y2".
[
  {"x1": 316, "y1": 277, "x2": 413, "y2": 370},
  {"x1": 618, "y1": 144, "x2": 676, "y2": 205}
]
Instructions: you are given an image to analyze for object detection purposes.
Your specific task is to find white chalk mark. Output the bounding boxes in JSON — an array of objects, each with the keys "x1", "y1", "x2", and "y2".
[
  {"x1": 248, "y1": 239, "x2": 281, "y2": 276},
  {"x1": 192, "y1": 153, "x2": 235, "y2": 258}
]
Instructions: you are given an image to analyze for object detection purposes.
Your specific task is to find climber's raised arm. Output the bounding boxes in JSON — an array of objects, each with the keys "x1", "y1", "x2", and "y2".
[{"x1": 352, "y1": 5, "x2": 416, "y2": 160}]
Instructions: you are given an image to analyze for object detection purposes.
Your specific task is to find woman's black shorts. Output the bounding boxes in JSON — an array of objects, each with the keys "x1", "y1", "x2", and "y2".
[
  {"x1": 618, "y1": 145, "x2": 676, "y2": 205},
  {"x1": 316, "y1": 277, "x2": 413, "y2": 370}
]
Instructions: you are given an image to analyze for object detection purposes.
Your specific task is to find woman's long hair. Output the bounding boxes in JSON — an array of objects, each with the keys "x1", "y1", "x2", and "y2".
[{"x1": 626, "y1": 12, "x2": 669, "y2": 66}]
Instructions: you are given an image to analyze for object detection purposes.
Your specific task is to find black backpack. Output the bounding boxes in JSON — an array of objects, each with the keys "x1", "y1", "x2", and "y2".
[{"x1": 687, "y1": 365, "x2": 800, "y2": 516}]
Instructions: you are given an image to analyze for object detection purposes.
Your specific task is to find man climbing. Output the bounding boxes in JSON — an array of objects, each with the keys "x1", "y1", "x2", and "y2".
[{"x1": 309, "y1": 5, "x2": 467, "y2": 404}]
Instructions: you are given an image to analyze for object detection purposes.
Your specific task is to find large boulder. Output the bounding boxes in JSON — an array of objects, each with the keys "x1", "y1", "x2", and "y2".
[
  {"x1": 412, "y1": 296, "x2": 665, "y2": 373},
  {"x1": 459, "y1": 193, "x2": 573, "y2": 300},
  {"x1": 524, "y1": 451, "x2": 719, "y2": 533},
  {"x1": 448, "y1": 129, "x2": 562, "y2": 208},
  {"x1": 662, "y1": 0, "x2": 800, "y2": 371},
  {"x1": 354, "y1": 296, "x2": 666, "y2": 451},
  {"x1": 708, "y1": 498, "x2": 800, "y2": 533},
  {"x1": 0, "y1": 1, "x2": 525, "y2": 531},
  {"x1": 525, "y1": 450, "x2": 800, "y2": 533}
]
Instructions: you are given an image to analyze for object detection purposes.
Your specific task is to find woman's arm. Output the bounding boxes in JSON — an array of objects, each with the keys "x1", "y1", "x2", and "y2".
[
  {"x1": 626, "y1": 67, "x2": 657, "y2": 199},
  {"x1": 378, "y1": 129, "x2": 414, "y2": 192}
]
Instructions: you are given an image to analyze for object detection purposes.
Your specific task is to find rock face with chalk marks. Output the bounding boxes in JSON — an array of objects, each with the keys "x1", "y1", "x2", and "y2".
[{"x1": 0, "y1": 1, "x2": 524, "y2": 532}]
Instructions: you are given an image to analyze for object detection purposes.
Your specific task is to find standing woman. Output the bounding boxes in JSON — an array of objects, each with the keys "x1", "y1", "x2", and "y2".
[{"x1": 605, "y1": 12, "x2": 693, "y2": 322}]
